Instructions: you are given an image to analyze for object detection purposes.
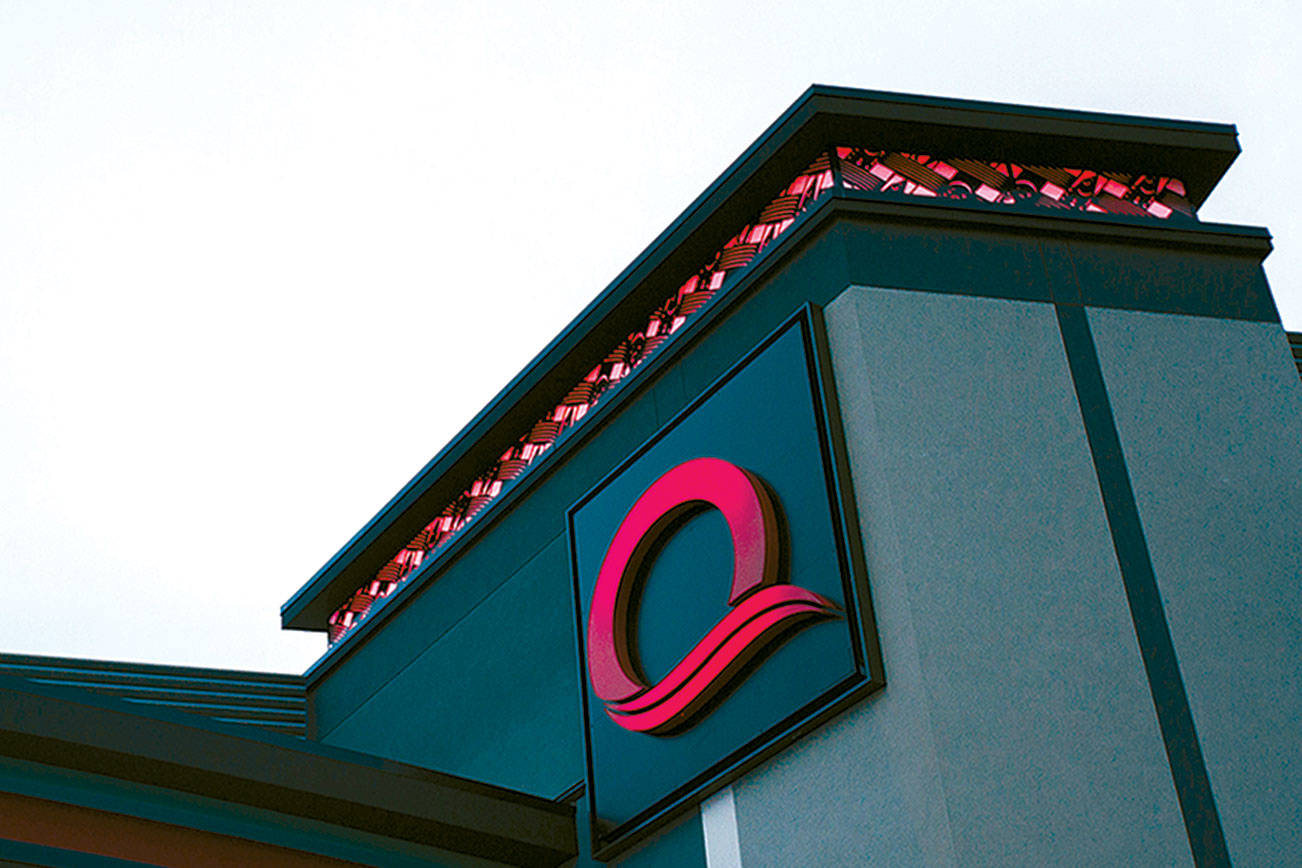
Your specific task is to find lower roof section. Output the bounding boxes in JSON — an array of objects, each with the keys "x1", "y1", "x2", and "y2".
[
  {"x1": 0, "y1": 674, "x2": 576, "y2": 867},
  {"x1": 0, "y1": 651, "x2": 306, "y2": 737},
  {"x1": 0, "y1": 790, "x2": 371, "y2": 867}
]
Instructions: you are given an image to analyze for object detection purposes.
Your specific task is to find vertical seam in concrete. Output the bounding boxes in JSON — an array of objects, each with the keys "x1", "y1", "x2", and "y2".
[
  {"x1": 1055, "y1": 304, "x2": 1230, "y2": 867},
  {"x1": 701, "y1": 786, "x2": 743, "y2": 868}
]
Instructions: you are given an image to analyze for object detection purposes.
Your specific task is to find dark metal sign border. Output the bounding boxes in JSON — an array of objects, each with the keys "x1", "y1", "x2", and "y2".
[{"x1": 567, "y1": 304, "x2": 885, "y2": 860}]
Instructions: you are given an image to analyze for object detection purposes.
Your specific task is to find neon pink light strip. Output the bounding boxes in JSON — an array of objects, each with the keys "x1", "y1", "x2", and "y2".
[
  {"x1": 324, "y1": 148, "x2": 1192, "y2": 645},
  {"x1": 836, "y1": 148, "x2": 1193, "y2": 218},
  {"x1": 604, "y1": 585, "x2": 839, "y2": 734}
]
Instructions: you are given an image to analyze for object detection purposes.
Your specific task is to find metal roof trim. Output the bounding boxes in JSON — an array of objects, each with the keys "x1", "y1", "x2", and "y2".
[{"x1": 281, "y1": 85, "x2": 1243, "y2": 631}]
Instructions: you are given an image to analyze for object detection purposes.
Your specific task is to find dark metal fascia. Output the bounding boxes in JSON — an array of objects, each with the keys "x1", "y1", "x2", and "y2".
[
  {"x1": 804, "y1": 84, "x2": 1238, "y2": 207},
  {"x1": 0, "y1": 674, "x2": 577, "y2": 867}
]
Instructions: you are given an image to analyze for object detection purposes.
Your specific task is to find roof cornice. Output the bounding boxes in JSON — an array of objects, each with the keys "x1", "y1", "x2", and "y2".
[{"x1": 281, "y1": 85, "x2": 1242, "y2": 632}]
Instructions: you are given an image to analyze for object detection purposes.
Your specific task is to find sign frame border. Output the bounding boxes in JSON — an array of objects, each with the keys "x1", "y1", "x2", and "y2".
[{"x1": 566, "y1": 303, "x2": 886, "y2": 860}]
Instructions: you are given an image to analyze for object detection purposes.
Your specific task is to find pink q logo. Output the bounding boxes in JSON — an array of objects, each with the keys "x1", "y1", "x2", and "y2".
[{"x1": 586, "y1": 457, "x2": 840, "y2": 735}]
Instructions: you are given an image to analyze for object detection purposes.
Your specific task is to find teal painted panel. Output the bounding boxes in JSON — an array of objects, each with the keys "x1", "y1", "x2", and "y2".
[
  {"x1": 310, "y1": 527, "x2": 560, "y2": 739},
  {"x1": 1038, "y1": 239, "x2": 1083, "y2": 305},
  {"x1": 1069, "y1": 242, "x2": 1275, "y2": 321},
  {"x1": 321, "y1": 535, "x2": 585, "y2": 796},
  {"x1": 730, "y1": 287, "x2": 1189, "y2": 866},
  {"x1": 836, "y1": 219, "x2": 1051, "y2": 304},
  {"x1": 646, "y1": 365, "x2": 685, "y2": 427},
  {"x1": 311, "y1": 394, "x2": 660, "y2": 740},
  {"x1": 1088, "y1": 308, "x2": 1302, "y2": 866}
]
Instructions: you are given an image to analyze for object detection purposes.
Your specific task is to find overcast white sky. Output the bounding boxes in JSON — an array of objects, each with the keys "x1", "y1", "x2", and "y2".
[{"x1": 2, "y1": 1, "x2": 1298, "y2": 674}]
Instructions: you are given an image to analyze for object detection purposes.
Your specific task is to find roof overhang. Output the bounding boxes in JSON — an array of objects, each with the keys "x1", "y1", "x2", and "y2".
[
  {"x1": 0, "y1": 675, "x2": 576, "y2": 866},
  {"x1": 281, "y1": 84, "x2": 1241, "y2": 631}
]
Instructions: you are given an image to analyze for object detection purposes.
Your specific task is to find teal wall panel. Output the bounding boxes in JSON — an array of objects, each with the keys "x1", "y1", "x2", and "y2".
[
  {"x1": 1088, "y1": 308, "x2": 1302, "y2": 866},
  {"x1": 310, "y1": 393, "x2": 663, "y2": 788},
  {"x1": 319, "y1": 535, "x2": 584, "y2": 796},
  {"x1": 836, "y1": 219, "x2": 1051, "y2": 303},
  {"x1": 1068, "y1": 241, "x2": 1275, "y2": 321},
  {"x1": 309, "y1": 522, "x2": 561, "y2": 741}
]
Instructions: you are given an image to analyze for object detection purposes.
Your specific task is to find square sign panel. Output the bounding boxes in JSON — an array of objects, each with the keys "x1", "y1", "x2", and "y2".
[{"x1": 568, "y1": 306, "x2": 884, "y2": 858}]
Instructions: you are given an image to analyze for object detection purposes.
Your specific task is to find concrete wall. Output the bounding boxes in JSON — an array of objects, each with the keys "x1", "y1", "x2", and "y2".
[
  {"x1": 1089, "y1": 309, "x2": 1302, "y2": 866},
  {"x1": 727, "y1": 287, "x2": 1193, "y2": 867}
]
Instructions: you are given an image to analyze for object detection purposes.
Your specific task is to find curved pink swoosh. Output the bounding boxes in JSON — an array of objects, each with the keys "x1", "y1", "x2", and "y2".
[{"x1": 604, "y1": 584, "x2": 839, "y2": 733}]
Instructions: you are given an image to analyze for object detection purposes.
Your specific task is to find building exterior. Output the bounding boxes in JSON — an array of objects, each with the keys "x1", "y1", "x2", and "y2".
[{"x1": 2, "y1": 86, "x2": 1300, "y2": 867}]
